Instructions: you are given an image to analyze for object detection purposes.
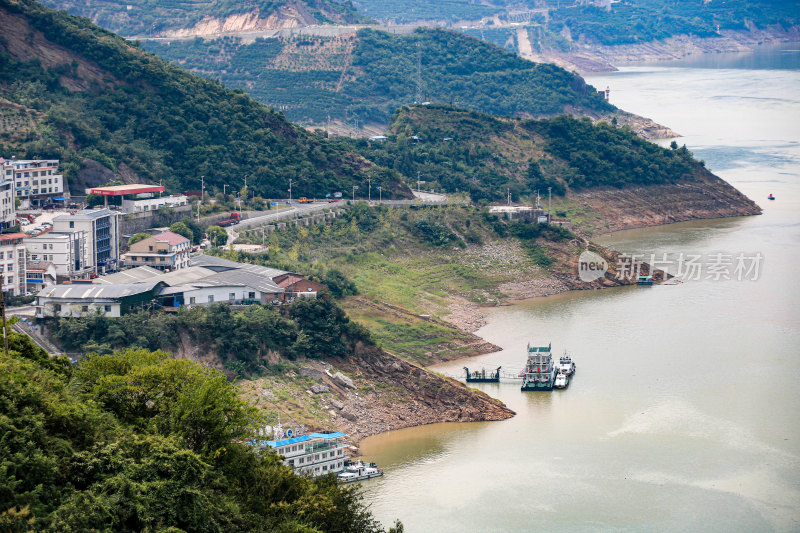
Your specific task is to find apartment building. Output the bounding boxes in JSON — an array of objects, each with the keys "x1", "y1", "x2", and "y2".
[
  {"x1": 0, "y1": 157, "x2": 66, "y2": 209},
  {"x1": 52, "y1": 209, "x2": 120, "y2": 274},
  {"x1": 0, "y1": 233, "x2": 27, "y2": 296}
]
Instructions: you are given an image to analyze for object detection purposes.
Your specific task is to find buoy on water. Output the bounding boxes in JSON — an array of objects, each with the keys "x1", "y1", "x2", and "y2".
[{"x1": 768, "y1": 194, "x2": 775, "y2": 200}]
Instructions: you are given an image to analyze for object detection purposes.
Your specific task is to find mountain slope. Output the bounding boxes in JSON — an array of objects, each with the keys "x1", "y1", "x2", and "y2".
[
  {"x1": 0, "y1": 0, "x2": 410, "y2": 199},
  {"x1": 334, "y1": 105, "x2": 761, "y2": 229},
  {"x1": 141, "y1": 27, "x2": 613, "y2": 127},
  {"x1": 38, "y1": 0, "x2": 372, "y2": 37}
]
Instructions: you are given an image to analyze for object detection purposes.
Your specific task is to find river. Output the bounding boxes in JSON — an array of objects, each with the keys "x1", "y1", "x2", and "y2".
[{"x1": 357, "y1": 44, "x2": 800, "y2": 532}]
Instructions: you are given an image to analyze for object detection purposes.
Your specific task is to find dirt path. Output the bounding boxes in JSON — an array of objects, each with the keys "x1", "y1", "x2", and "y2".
[{"x1": 516, "y1": 26, "x2": 534, "y2": 59}]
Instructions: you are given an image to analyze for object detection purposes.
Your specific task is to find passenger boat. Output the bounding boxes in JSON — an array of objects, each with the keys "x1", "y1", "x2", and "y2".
[
  {"x1": 554, "y1": 373, "x2": 569, "y2": 389},
  {"x1": 637, "y1": 275, "x2": 653, "y2": 285},
  {"x1": 464, "y1": 366, "x2": 501, "y2": 383},
  {"x1": 557, "y1": 352, "x2": 576, "y2": 376},
  {"x1": 521, "y1": 343, "x2": 556, "y2": 391},
  {"x1": 337, "y1": 460, "x2": 384, "y2": 483}
]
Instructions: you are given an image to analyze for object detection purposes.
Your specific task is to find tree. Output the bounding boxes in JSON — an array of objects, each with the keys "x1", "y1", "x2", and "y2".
[
  {"x1": 168, "y1": 221, "x2": 193, "y2": 243},
  {"x1": 127, "y1": 233, "x2": 151, "y2": 246},
  {"x1": 206, "y1": 225, "x2": 228, "y2": 247}
]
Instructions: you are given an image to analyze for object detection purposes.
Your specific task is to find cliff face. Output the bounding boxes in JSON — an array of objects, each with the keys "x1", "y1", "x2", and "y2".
[{"x1": 163, "y1": 5, "x2": 316, "y2": 37}]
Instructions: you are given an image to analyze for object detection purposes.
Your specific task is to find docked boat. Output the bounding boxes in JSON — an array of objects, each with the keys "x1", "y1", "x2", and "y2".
[
  {"x1": 465, "y1": 366, "x2": 501, "y2": 383},
  {"x1": 557, "y1": 352, "x2": 576, "y2": 376},
  {"x1": 554, "y1": 373, "x2": 569, "y2": 389},
  {"x1": 337, "y1": 460, "x2": 383, "y2": 483},
  {"x1": 521, "y1": 342, "x2": 556, "y2": 391},
  {"x1": 637, "y1": 275, "x2": 653, "y2": 285}
]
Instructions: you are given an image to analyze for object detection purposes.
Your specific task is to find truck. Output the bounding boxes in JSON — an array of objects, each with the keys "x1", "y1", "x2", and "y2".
[
  {"x1": 217, "y1": 212, "x2": 241, "y2": 227},
  {"x1": 297, "y1": 197, "x2": 314, "y2": 203}
]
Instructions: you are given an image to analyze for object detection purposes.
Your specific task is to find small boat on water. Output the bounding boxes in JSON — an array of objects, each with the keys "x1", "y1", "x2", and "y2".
[
  {"x1": 521, "y1": 343, "x2": 556, "y2": 391},
  {"x1": 554, "y1": 373, "x2": 569, "y2": 389},
  {"x1": 464, "y1": 366, "x2": 501, "y2": 383},
  {"x1": 337, "y1": 460, "x2": 383, "y2": 483},
  {"x1": 768, "y1": 193, "x2": 775, "y2": 200},
  {"x1": 637, "y1": 275, "x2": 653, "y2": 285},
  {"x1": 557, "y1": 352, "x2": 576, "y2": 376}
]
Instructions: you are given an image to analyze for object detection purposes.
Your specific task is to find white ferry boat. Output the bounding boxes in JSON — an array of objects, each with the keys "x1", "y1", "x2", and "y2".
[
  {"x1": 557, "y1": 352, "x2": 576, "y2": 376},
  {"x1": 337, "y1": 460, "x2": 384, "y2": 483}
]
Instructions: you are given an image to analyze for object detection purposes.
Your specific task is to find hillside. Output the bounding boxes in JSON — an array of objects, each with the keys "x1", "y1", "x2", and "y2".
[
  {"x1": 329, "y1": 105, "x2": 761, "y2": 222},
  {"x1": 141, "y1": 28, "x2": 613, "y2": 127},
  {"x1": 38, "y1": 0, "x2": 371, "y2": 37},
  {"x1": 0, "y1": 328, "x2": 407, "y2": 531},
  {"x1": 0, "y1": 0, "x2": 411, "y2": 199}
]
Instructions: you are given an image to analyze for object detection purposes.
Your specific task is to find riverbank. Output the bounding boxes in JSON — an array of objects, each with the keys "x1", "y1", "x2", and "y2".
[{"x1": 535, "y1": 27, "x2": 800, "y2": 73}]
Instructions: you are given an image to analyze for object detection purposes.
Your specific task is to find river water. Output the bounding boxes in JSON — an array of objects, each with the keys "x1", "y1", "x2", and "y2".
[{"x1": 359, "y1": 44, "x2": 800, "y2": 532}]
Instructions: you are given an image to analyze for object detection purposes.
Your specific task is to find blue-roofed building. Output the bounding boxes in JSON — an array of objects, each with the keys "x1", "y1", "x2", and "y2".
[{"x1": 258, "y1": 431, "x2": 349, "y2": 477}]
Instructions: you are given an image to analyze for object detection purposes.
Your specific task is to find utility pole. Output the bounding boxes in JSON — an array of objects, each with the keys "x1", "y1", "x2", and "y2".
[
  {"x1": 548, "y1": 186, "x2": 552, "y2": 223},
  {"x1": 507, "y1": 188, "x2": 511, "y2": 206},
  {"x1": 0, "y1": 288, "x2": 7, "y2": 358},
  {"x1": 352, "y1": 185, "x2": 358, "y2": 202},
  {"x1": 378, "y1": 185, "x2": 382, "y2": 203},
  {"x1": 368, "y1": 175, "x2": 371, "y2": 202},
  {"x1": 201, "y1": 175, "x2": 204, "y2": 203},
  {"x1": 288, "y1": 178, "x2": 292, "y2": 204},
  {"x1": 223, "y1": 184, "x2": 227, "y2": 197},
  {"x1": 417, "y1": 41, "x2": 422, "y2": 98},
  {"x1": 417, "y1": 171, "x2": 423, "y2": 193}
]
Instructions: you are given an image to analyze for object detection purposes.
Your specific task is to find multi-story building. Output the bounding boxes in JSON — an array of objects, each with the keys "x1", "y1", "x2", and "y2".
[
  {"x1": 0, "y1": 178, "x2": 14, "y2": 229},
  {"x1": 0, "y1": 157, "x2": 66, "y2": 209},
  {"x1": 52, "y1": 209, "x2": 120, "y2": 274},
  {"x1": 0, "y1": 233, "x2": 27, "y2": 296},
  {"x1": 260, "y1": 432, "x2": 349, "y2": 478},
  {"x1": 25, "y1": 261, "x2": 57, "y2": 293},
  {"x1": 122, "y1": 231, "x2": 191, "y2": 272},
  {"x1": 24, "y1": 231, "x2": 89, "y2": 280}
]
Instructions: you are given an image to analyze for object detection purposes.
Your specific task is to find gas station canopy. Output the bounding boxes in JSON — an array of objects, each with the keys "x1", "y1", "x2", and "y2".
[{"x1": 86, "y1": 184, "x2": 165, "y2": 196}]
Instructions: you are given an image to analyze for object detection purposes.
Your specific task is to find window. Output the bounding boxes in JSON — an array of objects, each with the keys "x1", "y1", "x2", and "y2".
[
  {"x1": 104, "y1": 305, "x2": 111, "y2": 312},
  {"x1": 229, "y1": 292, "x2": 236, "y2": 300},
  {"x1": 81, "y1": 306, "x2": 88, "y2": 312},
  {"x1": 7, "y1": 252, "x2": 11, "y2": 258},
  {"x1": 208, "y1": 295, "x2": 214, "y2": 303},
  {"x1": 69, "y1": 221, "x2": 74, "y2": 228},
  {"x1": 249, "y1": 292, "x2": 256, "y2": 299},
  {"x1": 189, "y1": 297, "x2": 196, "y2": 304},
  {"x1": 7, "y1": 265, "x2": 12, "y2": 272},
  {"x1": 54, "y1": 304, "x2": 61, "y2": 312}
]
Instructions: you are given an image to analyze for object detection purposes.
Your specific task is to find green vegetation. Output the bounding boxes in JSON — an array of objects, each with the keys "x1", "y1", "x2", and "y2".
[
  {"x1": 547, "y1": 0, "x2": 800, "y2": 46},
  {"x1": 0, "y1": 0, "x2": 409, "y2": 199},
  {"x1": 230, "y1": 202, "x2": 576, "y2": 361},
  {"x1": 127, "y1": 232, "x2": 151, "y2": 245},
  {"x1": 38, "y1": 0, "x2": 371, "y2": 36},
  {"x1": 206, "y1": 224, "x2": 228, "y2": 246},
  {"x1": 0, "y1": 329, "x2": 398, "y2": 531},
  {"x1": 331, "y1": 105, "x2": 701, "y2": 203},
  {"x1": 141, "y1": 27, "x2": 611, "y2": 126},
  {"x1": 48, "y1": 297, "x2": 371, "y2": 376},
  {"x1": 353, "y1": 0, "x2": 501, "y2": 23}
]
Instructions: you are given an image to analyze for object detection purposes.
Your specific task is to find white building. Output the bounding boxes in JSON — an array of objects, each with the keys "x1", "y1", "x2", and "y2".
[
  {"x1": 0, "y1": 178, "x2": 14, "y2": 229},
  {"x1": 52, "y1": 209, "x2": 121, "y2": 274},
  {"x1": 259, "y1": 432, "x2": 349, "y2": 478},
  {"x1": 121, "y1": 194, "x2": 188, "y2": 214},
  {"x1": 0, "y1": 233, "x2": 27, "y2": 296},
  {"x1": 25, "y1": 231, "x2": 89, "y2": 280},
  {"x1": 123, "y1": 231, "x2": 190, "y2": 271},
  {"x1": 25, "y1": 261, "x2": 58, "y2": 293},
  {"x1": 0, "y1": 157, "x2": 66, "y2": 209},
  {"x1": 35, "y1": 281, "x2": 163, "y2": 318}
]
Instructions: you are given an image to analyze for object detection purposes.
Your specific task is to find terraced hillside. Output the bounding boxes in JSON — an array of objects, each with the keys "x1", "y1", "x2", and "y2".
[{"x1": 142, "y1": 27, "x2": 613, "y2": 126}]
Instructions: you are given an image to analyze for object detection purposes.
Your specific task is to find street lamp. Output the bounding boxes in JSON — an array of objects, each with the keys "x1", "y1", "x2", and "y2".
[{"x1": 352, "y1": 185, "x2": 358, "y2": 202}]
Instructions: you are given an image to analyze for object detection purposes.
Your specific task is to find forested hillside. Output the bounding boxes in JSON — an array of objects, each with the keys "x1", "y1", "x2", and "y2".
[
  {"x1": 0, "y1": 328, "x2": 399, "y2": 531},
  {"x1": 39, "y1": 0, "x2": 370, "y2": 36},
  {"x1": 142, "y1": 27, "x2": 612, "y2": 126},
  {"x1": 333, "y1": 105, "x2": 702, "y2": 203},
  {"x1": 0, "y1": 0, "x2": 411, "y2": 198}
]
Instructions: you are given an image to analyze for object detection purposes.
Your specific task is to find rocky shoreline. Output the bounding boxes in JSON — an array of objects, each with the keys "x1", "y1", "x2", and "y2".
[{"x1": 541, "y1": 27, "x2": 800, "y2": 73}]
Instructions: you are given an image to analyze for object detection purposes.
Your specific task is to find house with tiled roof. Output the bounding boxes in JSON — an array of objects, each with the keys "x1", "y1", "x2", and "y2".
[{"x1": 122, "y1": 231, "x2": 191, "y2": 272}]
